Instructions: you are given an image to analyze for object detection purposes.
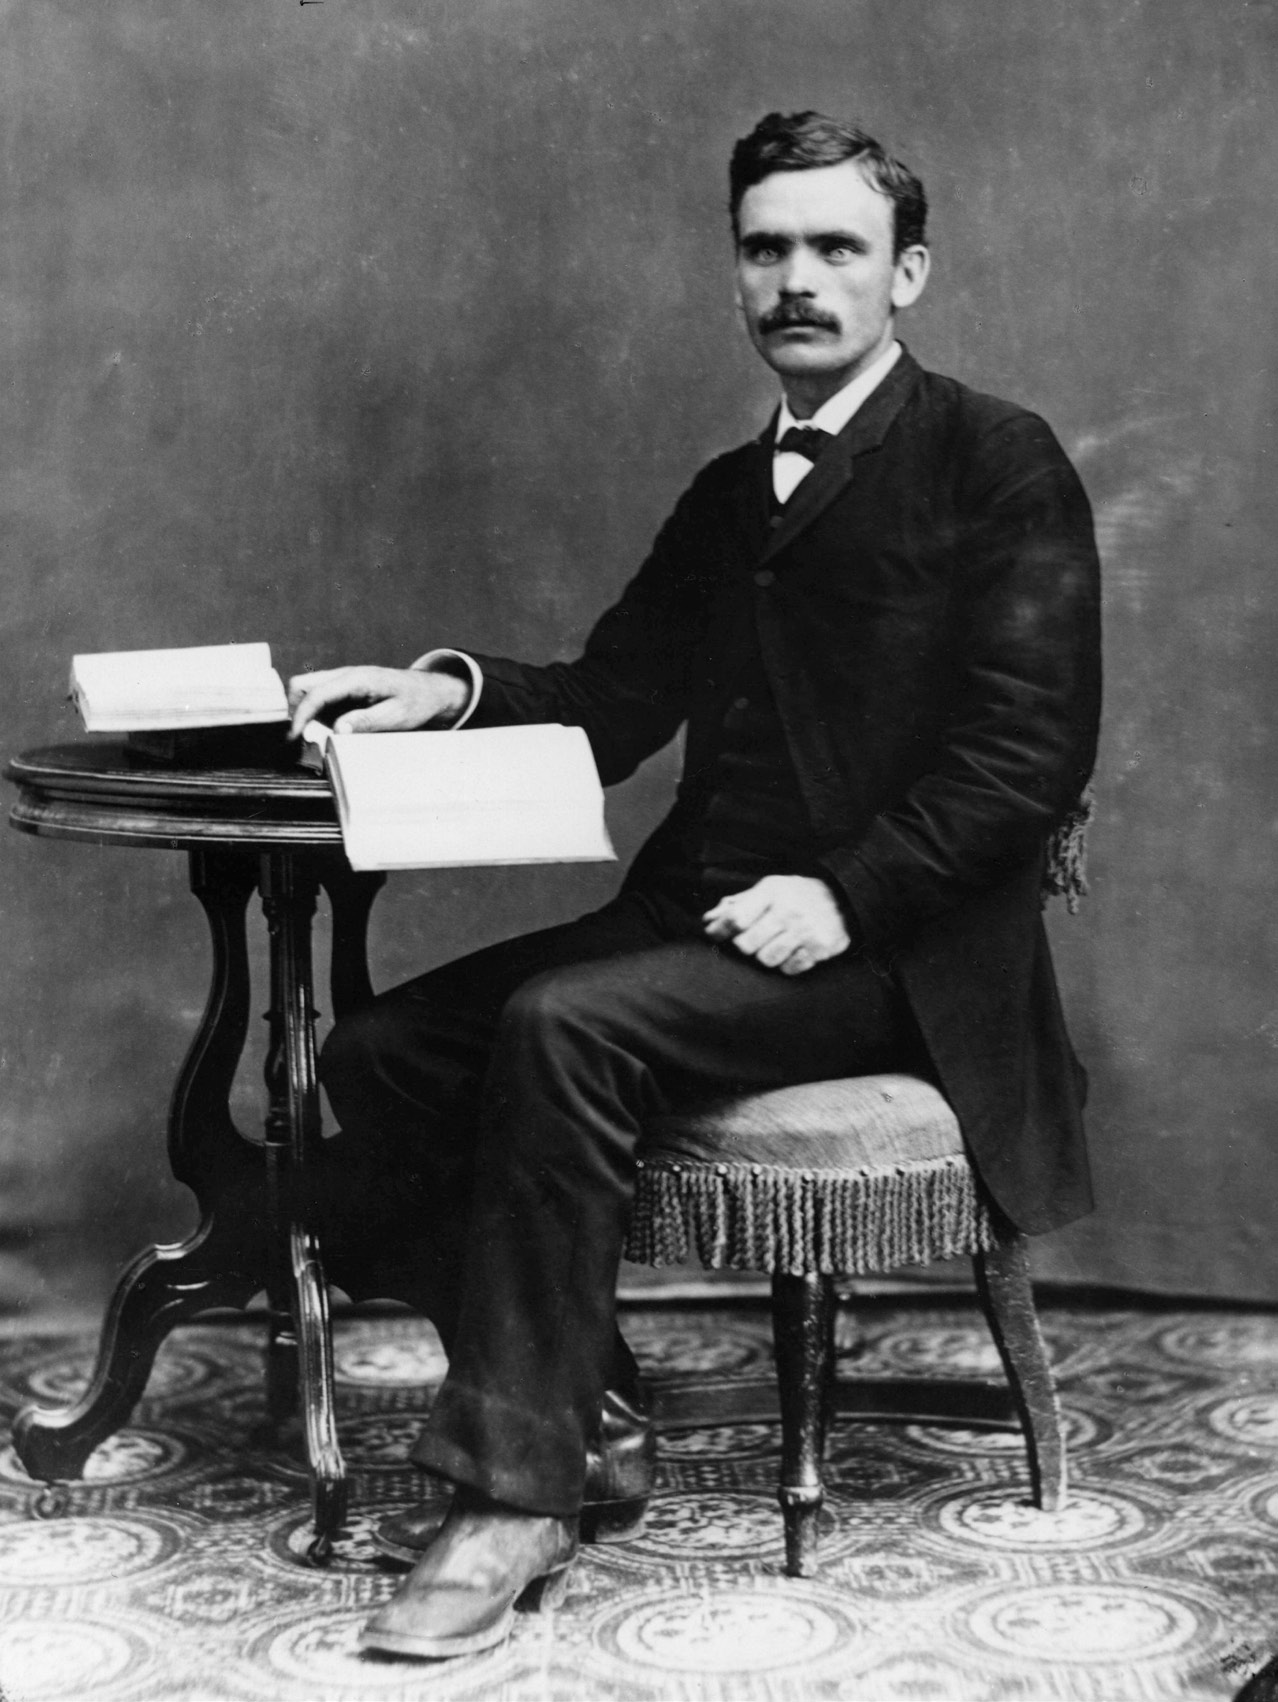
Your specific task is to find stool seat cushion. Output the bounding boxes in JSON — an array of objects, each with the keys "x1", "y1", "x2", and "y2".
[
  {"x1": 642, "y1": 1073, "x2": 963, "y2": 1170},
  {"x1": 625, "y1": 1073, "x2": 996, "y2": 1277}
]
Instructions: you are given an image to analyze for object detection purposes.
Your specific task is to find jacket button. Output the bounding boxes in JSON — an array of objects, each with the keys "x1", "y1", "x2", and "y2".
[
  {"x1": 754, "y1": 569, "x2": 775, "y2": 587},
  {"x1": 733, "y1": 695, "x2": 750, "y2": 712}
]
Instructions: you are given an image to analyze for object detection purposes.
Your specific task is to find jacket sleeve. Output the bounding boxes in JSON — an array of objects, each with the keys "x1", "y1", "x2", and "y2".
[
  {"x1": 819, "y1": 413, "x2": 1102, "y2": 951},
  {"x1": 458, "y1": 472, "x2": 724, "y2": 785}
]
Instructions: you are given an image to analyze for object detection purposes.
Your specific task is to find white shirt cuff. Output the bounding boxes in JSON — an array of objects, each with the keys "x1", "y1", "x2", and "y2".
[{"x1": 409, "y1": 648, "x2": 483, "y2": 729}]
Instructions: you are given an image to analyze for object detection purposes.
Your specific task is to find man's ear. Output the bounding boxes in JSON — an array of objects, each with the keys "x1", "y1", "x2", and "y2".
[{"x1": 891, "y1": 244, "x2": 930, "y2": 311}]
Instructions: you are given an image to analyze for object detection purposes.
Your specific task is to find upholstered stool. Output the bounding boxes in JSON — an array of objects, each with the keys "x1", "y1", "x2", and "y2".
[{"x1": 625, "y1": 1073, "x2": 1066, "y2": 1575}]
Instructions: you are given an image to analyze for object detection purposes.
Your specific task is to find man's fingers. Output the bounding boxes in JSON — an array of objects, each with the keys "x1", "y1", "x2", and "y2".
[
  {"x1": 754, "y1": 926, "x2": 826, "y2": 969},
  {"x1": 287, "y1": 666, "x2": 394, "y2": 737},
  {"x1": 287, "y1": 671, "x2": 358, "y2": 737},
  {"x1": 288, "y1": 685, "x2": 346, "y2": 738},
  {"x1": 732, "y1": 914, "x2": 790, "y2": 958},
  {"x1": 702, "y1": 890, "x2": 769, "y2": 937},
  {"x1": 701, "y1": 898, "x2": 738, "y2": 938},
  {"x1": 286, "y1": 668, "x2": 360, "y2": 720},
  {"x1": 757, "y1": 932, "x2": 807, "y2": 969},
  {"x1": 780, "y1": 946, "x2": 818, "y2": 976},
  {"x1": 703, "y1": 877, "x2": 852, "y2": 970},
  {"x1": 286, "y1": 668, "x2": 344, "y2": 710},
  {"x1": 332, "y1": 696, "x2": 411, "y2": 733}
]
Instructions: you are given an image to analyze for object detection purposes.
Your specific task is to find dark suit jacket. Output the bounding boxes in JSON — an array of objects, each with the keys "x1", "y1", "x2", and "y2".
[{"x1": 463, "y1": 349, "x2": 1102, "y2": 1234}]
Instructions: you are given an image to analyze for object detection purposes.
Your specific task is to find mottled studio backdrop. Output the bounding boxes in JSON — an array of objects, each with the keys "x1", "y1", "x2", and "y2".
[{"x1": 2, "y1": 0, "x2": 1274, "y2": 1311}]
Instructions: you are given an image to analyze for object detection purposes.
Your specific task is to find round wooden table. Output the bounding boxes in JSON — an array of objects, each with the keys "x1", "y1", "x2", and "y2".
[{"x1": 5, "y1": 742, "x2": 390, "y2": 1561}]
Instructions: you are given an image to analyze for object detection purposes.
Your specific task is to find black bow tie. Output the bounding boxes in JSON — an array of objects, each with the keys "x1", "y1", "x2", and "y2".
[{"x1": 775, "y1": 425, "x2": 834, "y2": 463}]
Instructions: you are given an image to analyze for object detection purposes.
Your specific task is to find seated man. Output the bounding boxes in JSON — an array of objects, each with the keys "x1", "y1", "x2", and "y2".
[{"x1": 289, "y1": 109, "x2": 1101, "y2": 1661}]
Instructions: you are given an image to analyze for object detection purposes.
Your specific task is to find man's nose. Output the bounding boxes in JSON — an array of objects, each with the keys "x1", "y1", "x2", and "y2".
[{"x1": 777, "y1": 248, "x2": 819, "y2": 296}]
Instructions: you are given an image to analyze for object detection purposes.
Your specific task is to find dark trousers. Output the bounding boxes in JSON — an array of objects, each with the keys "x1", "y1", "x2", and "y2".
[{"x1": 318, "y1": 887, "x2": 922, "y2": 1517}]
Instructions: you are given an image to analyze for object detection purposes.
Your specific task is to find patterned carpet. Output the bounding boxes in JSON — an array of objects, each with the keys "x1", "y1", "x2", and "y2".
[{"x1": 0, "y1": 1299, "x2": 1276, "y2": 1701}]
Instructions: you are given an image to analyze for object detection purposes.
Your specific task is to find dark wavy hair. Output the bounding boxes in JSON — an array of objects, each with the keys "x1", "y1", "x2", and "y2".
[{"x1": 729, "y1": 111, "x2": 927, "y2": 256}]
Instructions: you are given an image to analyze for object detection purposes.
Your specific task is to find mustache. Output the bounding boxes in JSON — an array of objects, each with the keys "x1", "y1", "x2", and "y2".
[{"x1": 759, "y1": 303, "x2": 841, "y2": 334}]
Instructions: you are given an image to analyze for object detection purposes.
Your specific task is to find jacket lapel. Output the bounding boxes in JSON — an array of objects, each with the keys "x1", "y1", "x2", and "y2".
[
  {"x1": 759, "y1": 348, "x2": 922, "y2": 565},
  {"x1": 730, "y1": 426, "x2": 774, "y2": 563}
]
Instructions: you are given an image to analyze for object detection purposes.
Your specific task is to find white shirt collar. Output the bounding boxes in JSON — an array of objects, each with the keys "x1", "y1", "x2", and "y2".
[{"x1": 774, "y1": 340, "x2": 902, "y2": 446}]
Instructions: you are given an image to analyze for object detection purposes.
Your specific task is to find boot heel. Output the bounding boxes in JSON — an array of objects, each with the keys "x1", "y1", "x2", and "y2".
[
  {"x1": 580, "y1": 1498, "x2": 648, "y2": 1545},
  {"x1": 517, "y1": 1564, "x2": 572, "y2": 1613}
]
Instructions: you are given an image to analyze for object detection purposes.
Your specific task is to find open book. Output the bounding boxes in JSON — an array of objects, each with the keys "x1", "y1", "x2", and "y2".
[
  {"x1": 69, "y1": 642, "x2": 289, "y2": 732},
  {"x1": 301, "y1": 722, "x2": 615, "y2": 872}
]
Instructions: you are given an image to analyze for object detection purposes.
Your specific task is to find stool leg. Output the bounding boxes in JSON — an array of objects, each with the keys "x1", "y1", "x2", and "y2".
[
  {"x1": 771, "y1": 1272, "x2": 835, "y2": 1577},
  {"x1": 973, "y1": 1230, "x2": 1067, "y2": 1511}
]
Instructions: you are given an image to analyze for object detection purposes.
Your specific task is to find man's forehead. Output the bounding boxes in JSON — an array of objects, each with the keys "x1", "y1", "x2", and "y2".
[{"x1": 737, "y1": 160, "x2": 893, "y2": 237}]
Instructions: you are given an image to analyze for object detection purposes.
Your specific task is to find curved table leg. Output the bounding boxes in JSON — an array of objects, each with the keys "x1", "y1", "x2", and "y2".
[
  {"x1": 14, "y1": 1226, "x2": 264, "y2": 1483},
  {"x1": 13, "y1": 849, "x2": 267, "y2": 1486},
  {"x1": 320, "y1": 865, "x2": 386, "y2": 1018},
  {"x1": 261, "y1": 867, "x2": 300, "y2": 1432},
  {"x1": 290, "y1": 1222, "x2": 345, "y2": 1562},
  {"x1": 261, "y1": 852, "x2": 347, "y2": 1560}
]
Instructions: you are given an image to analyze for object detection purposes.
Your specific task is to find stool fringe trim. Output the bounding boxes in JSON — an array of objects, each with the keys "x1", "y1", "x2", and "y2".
[{"x1": 625, "y1": 1152, "x2": 996, "y2": 1276}]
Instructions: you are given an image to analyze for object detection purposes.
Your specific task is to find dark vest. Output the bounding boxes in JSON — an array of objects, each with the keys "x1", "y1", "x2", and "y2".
[{"x1": 629, "y1": 489, "x2": 817, "y2": 911}]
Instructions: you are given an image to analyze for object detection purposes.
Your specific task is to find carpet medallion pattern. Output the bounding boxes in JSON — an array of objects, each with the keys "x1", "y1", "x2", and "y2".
[{"x1": 0, "y1": 1303, "x2": 1275, "y2": 1700}]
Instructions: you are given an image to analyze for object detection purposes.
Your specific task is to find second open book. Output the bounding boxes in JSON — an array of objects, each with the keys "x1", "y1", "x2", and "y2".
[{"x1": 301, "y1": 720, "x2": 615, "y2": 873}]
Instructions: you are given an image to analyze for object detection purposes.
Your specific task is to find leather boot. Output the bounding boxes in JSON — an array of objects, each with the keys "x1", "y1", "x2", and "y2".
[
  {"x1": 360, "y1": 1491, "x2": 578, "y2": 1660},
  {"x1": 580, "y1": 1383, "x2": 657, "y2": 1542},
  {"x1": 374, "y1": 1386, "x2": 656, "y2": 1563}
]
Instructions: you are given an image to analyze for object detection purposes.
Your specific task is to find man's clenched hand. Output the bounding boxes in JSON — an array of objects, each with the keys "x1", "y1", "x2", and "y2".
[
  {"x1": 703, "y1": 874, "x2": 852, "y2": 976},
  {"x1": 287, "y1": 666, "x2": 468, "y2": 738}
]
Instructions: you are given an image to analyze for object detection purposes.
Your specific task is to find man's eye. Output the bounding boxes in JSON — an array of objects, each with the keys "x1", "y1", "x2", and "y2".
[{"x1": 744, "y1": 243, "x2": 785, "y2": 263}]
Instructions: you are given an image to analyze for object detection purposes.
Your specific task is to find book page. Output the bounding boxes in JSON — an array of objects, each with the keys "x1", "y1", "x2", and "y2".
[
  {"x1": 70, "y1": 642, "x2": 288, "y2": 730},
  {"x1": 325, "y1": 724, "x2": 615, "y2": 871}
]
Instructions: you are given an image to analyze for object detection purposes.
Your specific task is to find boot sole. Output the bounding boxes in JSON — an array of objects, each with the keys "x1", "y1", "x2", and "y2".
[{"x1": 579, "y1": 1497, "x2": 649, "y2": 1544}]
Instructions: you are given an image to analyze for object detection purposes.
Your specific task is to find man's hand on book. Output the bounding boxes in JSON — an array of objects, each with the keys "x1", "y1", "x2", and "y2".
[
  {"x1": 703, "y1": 875, "x2": 852, "y2": 976},
  {"x1": 287, "y1": 666, "x2": 469, "y2": 738}
]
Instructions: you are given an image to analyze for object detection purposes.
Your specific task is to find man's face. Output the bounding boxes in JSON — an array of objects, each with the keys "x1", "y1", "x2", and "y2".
[{"x1": 734, "y1": 160, "x2": 929, "y2": 410}]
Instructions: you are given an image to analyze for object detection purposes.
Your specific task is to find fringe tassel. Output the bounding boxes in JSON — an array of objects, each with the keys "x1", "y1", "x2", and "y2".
[
  {"x1": 625, "y1": 1152, "x2": 996, "y2": 1277},
  {"x1": 1043, "y1": 784, "x2": 1095, "y2": 914}
]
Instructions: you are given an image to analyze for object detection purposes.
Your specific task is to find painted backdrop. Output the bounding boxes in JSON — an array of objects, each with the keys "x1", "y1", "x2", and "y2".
[{"x1": 2, "y1": 0, "x2": 1274, "y2": 1312}]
